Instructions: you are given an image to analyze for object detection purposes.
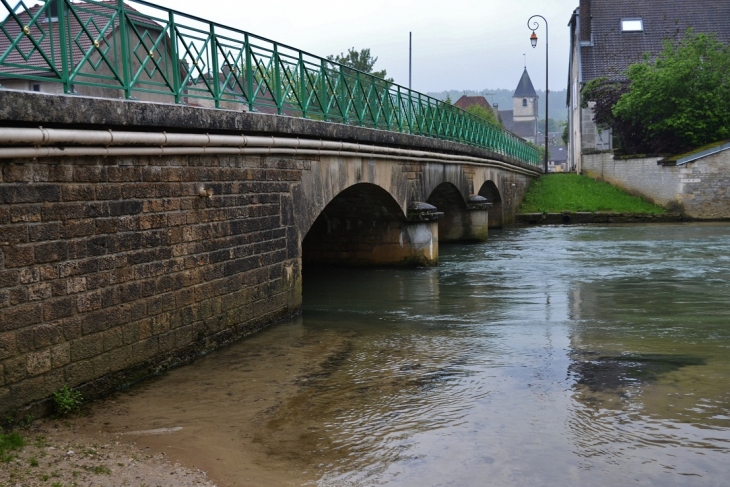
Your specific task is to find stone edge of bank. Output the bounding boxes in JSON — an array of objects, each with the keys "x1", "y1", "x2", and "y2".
[{"x1": 515, "y1": 211, "x2": 685, "y2": 226}]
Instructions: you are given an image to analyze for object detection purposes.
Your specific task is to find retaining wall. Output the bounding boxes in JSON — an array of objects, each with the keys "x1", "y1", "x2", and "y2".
[{"x1": 583, "y1": 150, "x2": 730, "y2": 219}]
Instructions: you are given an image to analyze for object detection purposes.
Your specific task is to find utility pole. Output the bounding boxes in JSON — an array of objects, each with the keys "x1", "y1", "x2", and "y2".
[{"x1": 409, "y1": 32, "x2": 412, "y2": 90}]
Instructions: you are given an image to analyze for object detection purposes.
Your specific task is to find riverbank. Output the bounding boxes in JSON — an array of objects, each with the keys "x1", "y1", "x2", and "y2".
[
  {"x1": 0, "y1": 418, "x2": 216, "y2": 487},
  {"x1": 516, "y1": 210, "x2": 682, "y2": 226},
  {"x1": 519, "y1": 173, "x2": 666, "y2": 215}
]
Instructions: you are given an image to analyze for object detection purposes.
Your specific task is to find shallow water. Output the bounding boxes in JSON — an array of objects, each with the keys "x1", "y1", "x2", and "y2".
[{"x1": 84, "y1": 223, "x2": 730, "y2": 486}]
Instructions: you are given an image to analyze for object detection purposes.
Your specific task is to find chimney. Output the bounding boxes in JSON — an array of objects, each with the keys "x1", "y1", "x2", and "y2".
[{"x1": 579, "y1": 0, "x2": 592, "y2": 43}]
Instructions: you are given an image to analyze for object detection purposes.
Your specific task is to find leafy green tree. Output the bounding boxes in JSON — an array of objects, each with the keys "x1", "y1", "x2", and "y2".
[
  {"x1": 465, "y1": 104, "x2": 500, "y2": 125},
  {"x1": 327, "y1": 47, "x2": 393, "y2": 81},
  {"x1": 613, "y1": 31, "x2": 730, "y2": 153},
  {"x1": 444, "y1": 93, "x2": 453, "y2": 104},
  {"x1": 582, "y1": 77, "x2": 648, "y2": 153}
]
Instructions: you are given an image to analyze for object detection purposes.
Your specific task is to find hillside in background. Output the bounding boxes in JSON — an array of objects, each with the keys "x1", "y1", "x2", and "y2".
[{"x1": 427, "y1": 88, "x2": 568, "y2": 122}]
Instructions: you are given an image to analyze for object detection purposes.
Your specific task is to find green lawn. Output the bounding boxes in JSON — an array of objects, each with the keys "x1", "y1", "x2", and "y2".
[{"x1": 519, "y1": 173, "x2": 666, "y2": 214}]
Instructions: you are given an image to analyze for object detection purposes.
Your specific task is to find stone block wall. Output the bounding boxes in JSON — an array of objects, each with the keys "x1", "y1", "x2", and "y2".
[
  {"x1": 0, "y1": 154, "x2": 303, "y2": 416},
  {"x1": 583, "y1": 150, "x2": 730, "y2": 219}
]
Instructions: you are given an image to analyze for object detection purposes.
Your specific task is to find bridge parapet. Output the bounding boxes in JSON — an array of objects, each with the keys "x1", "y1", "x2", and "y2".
[{"x1": 0, "y1": 0, "x2": 540, "y2": 166}]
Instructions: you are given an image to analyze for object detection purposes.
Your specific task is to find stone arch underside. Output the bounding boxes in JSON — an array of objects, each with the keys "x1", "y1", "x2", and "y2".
[
  {"x1": 478, "y1": 180, "x2": 504, "y2": 228},
  {"x1": 302, "y1": 183, "x2": 438, "y2": 267},
  {"x1": 426, "y1": 182, "x2": 472, "y2": 242}
]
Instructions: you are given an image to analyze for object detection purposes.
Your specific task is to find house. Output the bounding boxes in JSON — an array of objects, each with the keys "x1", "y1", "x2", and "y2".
[
  {"x1": 567, "y1": 0, "x2": 730, "y2": 172},
  {"x1": 548, "y1": 145, "x2": 568, "y2": 172},
  {"x1": 454, "y1": 94, "x2": 495, "y2": 113},
  {"x1": 0, "y1": 1, "x2": 182, "y2": 103},
  {"x1": 454, "y1": 70, "x2": 540, "y2": 143}
]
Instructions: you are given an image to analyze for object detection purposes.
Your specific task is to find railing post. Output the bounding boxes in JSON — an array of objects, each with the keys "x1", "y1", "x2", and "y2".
[
  {"x1": 56, "y1": 0, "x2": 70, "y2": 93},
  {"x1": 245, "y1": 33, "x2": 254, "y2": 112},
  {"x1": 299, "y1": 51, "x2": 306, "y2": 118},
  {"x1": 355, "y1": 70, "x2": 363, "y2": 126},
  {"x1": 339, "y1": 64, "x2": 346, "y2": 123},
  {"x1": 209, "y1": 24, "x2": 220, "y2": 108},
  {"x1": 273, "y1": 43, "x2": 281, "y2": 115},
  {"x1": 117, "y1": 0, "x2": 131, "y2": 98},
  {"x1": 320, "y1": 59, "x2": 328, "y2": 121},
  {"x1": 168, "y1": 10, "x2": 180, "y2": 104}
]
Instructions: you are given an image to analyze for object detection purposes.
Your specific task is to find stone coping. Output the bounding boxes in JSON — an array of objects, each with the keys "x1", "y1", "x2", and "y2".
[
  {"x1": 0, "y1": 89, "x2": 540, "y2": 174},
  {"x1": 515, "y1": 211, "x2": 683, "y2": 225}
]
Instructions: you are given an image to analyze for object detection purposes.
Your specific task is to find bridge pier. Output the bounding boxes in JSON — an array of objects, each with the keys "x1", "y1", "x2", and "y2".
[{"x1": 438, "y1": 195, "x2": 492, "y2": 243}]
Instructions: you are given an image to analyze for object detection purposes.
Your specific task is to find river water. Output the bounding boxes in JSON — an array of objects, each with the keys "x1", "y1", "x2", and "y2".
[{"x1": 83, "y1": 223, "x2": 730, "y2": 486}]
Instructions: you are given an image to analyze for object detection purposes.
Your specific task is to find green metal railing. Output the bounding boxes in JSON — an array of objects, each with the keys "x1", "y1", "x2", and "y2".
[{"x1": 0, "y1": 0, "x2": 540, "y2": 166}]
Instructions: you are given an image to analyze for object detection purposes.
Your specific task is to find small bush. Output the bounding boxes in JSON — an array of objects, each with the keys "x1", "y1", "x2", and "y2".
[{"x1": 52, "y1": 386, "x2": 83, "y2": 417}]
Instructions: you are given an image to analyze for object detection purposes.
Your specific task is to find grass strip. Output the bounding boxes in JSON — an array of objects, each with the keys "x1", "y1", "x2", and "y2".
[{"x1": 519, "y1": 173, "x2": 666, "y2": 214}]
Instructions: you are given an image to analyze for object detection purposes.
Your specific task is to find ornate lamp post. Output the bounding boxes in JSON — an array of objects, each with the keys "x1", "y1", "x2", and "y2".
[{"x1": 527, "y1": 15, "x2": 548, "y2": 173}]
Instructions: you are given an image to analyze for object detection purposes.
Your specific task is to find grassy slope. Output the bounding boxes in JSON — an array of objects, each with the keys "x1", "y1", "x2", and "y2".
[{"x1": 519, "y1": 173, "x2": 666, "y2": 214}]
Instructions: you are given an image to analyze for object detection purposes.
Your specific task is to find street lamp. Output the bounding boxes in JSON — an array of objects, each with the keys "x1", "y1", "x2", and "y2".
[{"x1": 527, "y1": 15, "x2": 548, "y2": 174}]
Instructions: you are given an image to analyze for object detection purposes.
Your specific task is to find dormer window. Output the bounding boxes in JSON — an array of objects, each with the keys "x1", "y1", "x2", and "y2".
[
  {"x1": 621, "y1": 18, "x2": 643, "y2": 32},
  {"x1": 45, "y1": 2, "x2": 59, "y2": 22}
]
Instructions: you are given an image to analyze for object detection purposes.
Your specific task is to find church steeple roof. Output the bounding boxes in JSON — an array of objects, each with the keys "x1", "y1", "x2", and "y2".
[{"x1": 513, "y1": 68, "x2": 537, "y2": 98}]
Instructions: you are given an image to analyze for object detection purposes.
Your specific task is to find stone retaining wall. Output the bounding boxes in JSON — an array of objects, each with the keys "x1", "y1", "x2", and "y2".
[{"x1": 582, "y1": 150, "x2": 730, "y2": 219}]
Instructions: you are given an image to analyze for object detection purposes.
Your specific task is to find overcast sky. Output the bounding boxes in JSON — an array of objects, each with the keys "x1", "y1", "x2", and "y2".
[{"x1": 146, "y1": 0, "x2": 577, "y2": 93}]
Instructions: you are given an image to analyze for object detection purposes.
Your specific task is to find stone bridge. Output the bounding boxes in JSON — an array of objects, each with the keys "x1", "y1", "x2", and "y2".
[{"x1": 0, "y1": 90, "x2": 540, "y2": 416}]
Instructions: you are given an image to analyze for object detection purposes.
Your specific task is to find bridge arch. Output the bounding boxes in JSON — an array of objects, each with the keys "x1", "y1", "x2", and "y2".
[
  {"x1": 302, "y1": 182, "x2": 437, "y2": 267},
  {"x1": 478, "y1": 180, "x2": 504, "y2": 228},
  {"x1": 426, "y1": 182, "x2": 470, "y2": 242}
]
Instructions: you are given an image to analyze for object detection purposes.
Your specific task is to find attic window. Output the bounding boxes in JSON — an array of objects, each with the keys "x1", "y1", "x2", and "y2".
[
  {"x1": 46, "y1": 2, "x2": 59, "y2": 22},
  {"x1": 621, "y1": 18, "x2": 643, "y2": 32}
]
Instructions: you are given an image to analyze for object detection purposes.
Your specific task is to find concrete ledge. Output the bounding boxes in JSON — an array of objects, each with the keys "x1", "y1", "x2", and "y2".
[
  {"x1": 0, "y1": 89, "x2": 541, "y2": 174},
  {"x1": 515, "y1": 211, "x2": 683, "y2": 225}
]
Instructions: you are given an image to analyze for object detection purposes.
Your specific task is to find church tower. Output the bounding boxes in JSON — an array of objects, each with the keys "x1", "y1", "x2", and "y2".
[{"x1": 512, "y1": 68, "x2": 538, "y2": 142}]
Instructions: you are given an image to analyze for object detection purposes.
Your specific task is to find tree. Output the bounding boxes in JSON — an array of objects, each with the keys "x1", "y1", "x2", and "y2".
[
  {"x1": 613, "y1": 31, "x2": 730, "y2": 153},
  {"x1": 327, "y1": 47, "x2": 393, "y2": 81},
  {"x1": 582, "y1": 77, "x2": 648, "y2": 153},
  {"x1": 465, "y1": 104, "x2": 499, "y2": 125}
]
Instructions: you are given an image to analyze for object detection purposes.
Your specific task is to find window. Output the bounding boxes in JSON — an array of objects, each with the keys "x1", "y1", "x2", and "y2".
[
  {"x1": 621, "y1": 18, "x2": 643, "y2": 32},
  {"x1": 32, "y1": 84, "x2": 41, "y2": 92},
  {"x1": 522, "y1": 98, "x2": 528, "y2": 107}
]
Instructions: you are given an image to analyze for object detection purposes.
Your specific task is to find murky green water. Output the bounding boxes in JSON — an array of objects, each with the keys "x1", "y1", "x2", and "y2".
[{"x1": 88, "y1": 223, "x2": 730, "y2": 486}]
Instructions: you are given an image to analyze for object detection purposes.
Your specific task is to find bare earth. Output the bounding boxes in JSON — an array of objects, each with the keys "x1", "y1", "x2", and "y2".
[{"x1": 0, "y1": 417, "x2": 216, "y2": 487}]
